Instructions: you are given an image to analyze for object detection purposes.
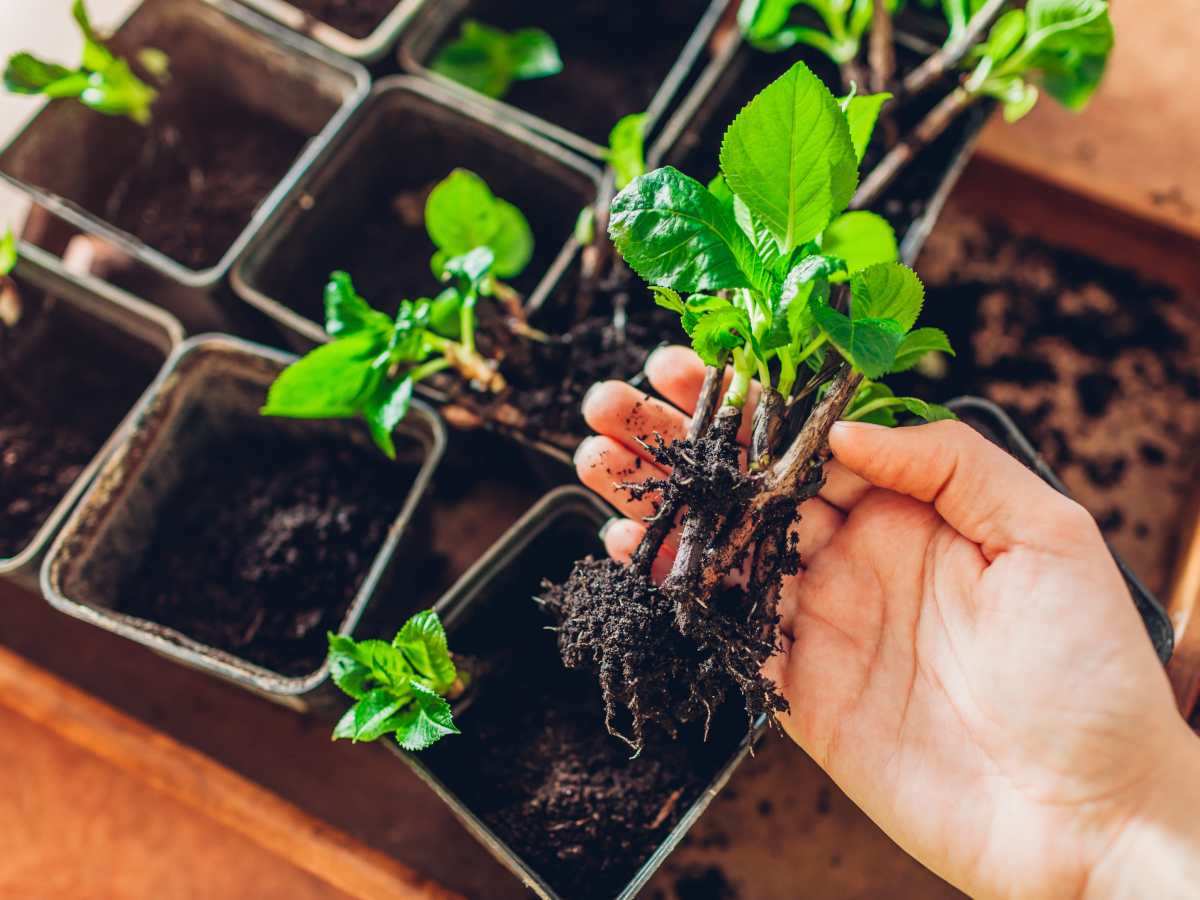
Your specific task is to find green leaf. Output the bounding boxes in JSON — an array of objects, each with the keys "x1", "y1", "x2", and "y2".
[
  {"x1": 489, "y1": 199, "x2": 534, "y2": 277},
  {"x1": 363, "y1": 376, "x2": 414, "y2": 459},
  {"x1": 1000, "y1": 80, "x2": 1040, "y2": 122},
  {"x1": 896, "y1": 397, "x2": 958, "y2": 422},
  {"x1": 980, "y1": 9, "x2": 1027, "y2": 63},
  {"x1": 1018, "y1": 0, "x2": 1113, "y2": 110},
  {"x1": 574, "y1": 205, "x2": 596, "y2": 245},
  {"x1": 846, "y1": 381, "x2": 899, "y2": 426},
  {"x1": 328, "y1": 633, "x2": 373, "y2": 700},
  {"x1": 393, "y1": 610, "x2": 457, "y2": 694},
  {"x1": 261, "y1": 331, "x2": 385, "y2": 420},
  {"x1": 813, "y1": 303, "x2": 904, "y2": 379},
  {"x1": 650, "y1": 286, "x2": 685, "y2": 314},
  {"x1": 689, "y1": 305, "x2": 751, "y2": 367},
  {"x1": 738, "y1": 0, "x2": 797, "y2": 42},
  {"x1": 347, "y1": 688, "x2": 408, "y2": 743},
  {"x1": 3, "y1": 53, "x2": 74, "y2": 94},
  {"x1": 609, "y1": 167, "x2": 770, "y2": 294},
  {"x1": 393, "y1": 682, "x2": 460, "y2": 752},
  {"x1": 822, "y1": 212, "x2": 898, "y2": 276},
  {"x1": 0, "y1": 229, "x2": 15, "y2": 276},
  {"x1": 892, "y1": 327, "x2": 955, "y2": 372},
  {"x1": 733, "y1": 196, "x2": 784, "y2": 275},
  {"x1": 849, "y1": 262, "x2": 924, "y2": 332},
  {"x1": 324, "y1": 271, "x2": 391, "y2": 338},
  {"x1": 719, "y1": 61, "x2": 858, "y2": 253},
  {"x1": 607, "y1": 112, "x2": 647, "y2": 190},
  {"x1": 842, "y1": 92, "x2": 892, "y2": 163},
  {"x1": 430, "y1": 20, "x2": 561, "y2": 99},
  {"x1": 426, "y1": 169, "x2": 500, "y2": 258},
  {"x1": 443, "y1": 246, "x2": 495, "y2": 295},
  {"x1": 430, "y1": 288, "x2": 463, "y2": 339}
]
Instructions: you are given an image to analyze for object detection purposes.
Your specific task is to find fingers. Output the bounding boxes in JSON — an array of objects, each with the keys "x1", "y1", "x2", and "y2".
[
  {"x1": 574, "y1": 435, "x2": 667, "y2": 523},
  {"x1": 600, "y1": 518, "x2": 675, "y2": 584},
  {"x1": 829, "y1": 420, "x2": 1099, "y2": 560},
  {"x1": 582, "y1": 380, "x2": 689, "y2": 460},
  {"x1": 643, "y1": 345, "x2": 758, "y2": 445},
  {"x1": 819, "y1": 459, "x2": 872, "y2": 513}
]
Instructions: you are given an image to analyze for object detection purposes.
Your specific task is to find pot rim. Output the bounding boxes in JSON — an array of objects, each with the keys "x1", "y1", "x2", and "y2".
[
  {"x1": 0, "y1": 0, "x2": 370, "y2": 289},
  {"x1": 0, "y1": 242, "x2": 183, "y2": 581},
  {"x1": 39, "y1": 333, "x2": 449, "y2": 699},
  {"x1": 233, "y1": 0, "x2": 428, "y2": 62},
  {"x1": 396, "y1": 0, "x2": 734, "y2": 161},
  {"x1": 391, "y1": 485, "x2": 767, "y2": 900}
]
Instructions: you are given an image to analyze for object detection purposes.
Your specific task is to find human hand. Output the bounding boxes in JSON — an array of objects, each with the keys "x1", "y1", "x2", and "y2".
[{"x1": 576, "y1": 345, "x2": 1199, "y2": 899}]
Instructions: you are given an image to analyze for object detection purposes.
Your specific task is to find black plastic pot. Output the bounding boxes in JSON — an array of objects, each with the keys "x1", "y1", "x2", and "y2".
[
  {"x1": 235, "y1": 0, "x2": 427, "y2": 62},
  {"x1": 0, "y1": 243, "x2": 183, "y2": 591},
  {"x1": 40, "y1": 335, "x2": 447, "y2": 710},
  {"x1": 398, "y1": 0, "x2": 733, "y2": 160},
  {"x1": 0, "y1": 0, "x2": 369, "y2": 332},
  {"x1": 392, "y1": 485, "x2": 765, "y2": 900}
]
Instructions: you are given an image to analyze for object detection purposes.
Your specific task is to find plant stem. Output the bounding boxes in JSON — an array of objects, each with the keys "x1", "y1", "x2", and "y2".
[
  {"x1": 631, "y1": 364, "x2": 724, "y2": 577},
  {"x1": 408, "y1": 357, "x2": 452, "y2": 383},
  {"x1": 726, "y1": 347, "x2": 755, "y2": 408},
  {"x1": 750, "y1": 387, "x2": 787, "y2": 471},
  {"x1": 850, "y1": 86, "x2": 974, "y2": 210},
  {"x1": 898, "y1": 0, "x2": 1009, "y2": 100},
  {"x1": 868, "y1": 0, "x2": 896, "y2": 93}
]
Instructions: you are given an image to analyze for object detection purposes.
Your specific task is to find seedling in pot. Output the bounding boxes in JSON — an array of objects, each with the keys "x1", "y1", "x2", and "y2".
[
  {"x1": 262, "y1": 169, "x2": 540, "y2": 456},
  {"x1": 854, "y1": 0, "x2": 1115, "y2": 207},
  {"x1": 3, "y1": 0, "x2": 163, "y2": 125},
  {"x1": 430, "y1": 19, "x2": 562, "y2": 99},
  {"x1": 327, "y1": 610, "x2": 462, "y2": 751},
  {"x1": 541, "y1": 60, "x2": 956, "y2": 752}
]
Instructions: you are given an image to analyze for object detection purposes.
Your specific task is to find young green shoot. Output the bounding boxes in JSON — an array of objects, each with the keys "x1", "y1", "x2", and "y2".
[
  {"x1": 0, "y1": 229, "x2": 19, "y2": 329},
  {"x1": 262, "y1": 169, "x2": 534, "y2": 458},
  {"x1": 855, "y1": 0, "x2": 1114, "y2": 208},
  {"x1": 431, "y1": 20, "x2": 562, "y2": 100},
  {"x1": 327, "y1": 610, "x2": 461, "y2": 752},
  {"x1": 3, "y1": 0, "x2": 160, "y2": 125}
]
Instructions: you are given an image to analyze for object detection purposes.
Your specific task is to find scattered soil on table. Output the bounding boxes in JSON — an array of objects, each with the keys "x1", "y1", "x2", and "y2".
[
  {"x1": 434, "y1": 0, "x2": 712, "y2": 145},
  {"x1": 422, "y1": 521, "x2": 745, "y2": 900},
  {"x1": 0, "y1": 287, "x2": 160, "y2": 559},
  {"x1": 117, "y1": 432, "x2": 415, "y2": 675},
  {"x1": 898, "y1": 206, "x2": 1200, "y2": 590},
  {"x1": 287, "y1": 0, "x2": 395, "y2": 38},
  {"x1": 101, "y1": 85, "x2": 309, "y2": 270}
]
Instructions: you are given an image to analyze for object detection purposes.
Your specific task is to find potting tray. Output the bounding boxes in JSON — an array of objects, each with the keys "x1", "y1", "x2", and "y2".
[{"x1": 235, "y1": 0, "x2": 427, "y2": 63}]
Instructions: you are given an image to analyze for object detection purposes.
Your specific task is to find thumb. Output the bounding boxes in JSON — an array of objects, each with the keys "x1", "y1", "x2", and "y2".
[{"x1": 828, "y1": 420, "x2": 1098, "y2": 561}]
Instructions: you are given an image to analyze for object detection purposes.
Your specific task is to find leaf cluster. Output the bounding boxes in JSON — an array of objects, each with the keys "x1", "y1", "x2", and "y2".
[
  {"x1": 431, "y1": 19, "x2": 562, "y2": 100},
  {"x1": 961, "y1": 0, "x2": 1114, "y2": 121},
  {"x1": 0, "y1": 229, "x2": 15, "y2": 278},
  {"x1": 263, "y1": 169, "x2": 534, "y2": 456},
  {"x1": 739, "y1": 0, "x2": 899, "y2": 64},
  {"x1": 3, "y1": 0, "x2": 159, "y2": 125},
  {"x1": 327, "y1": 610, "x2": 460, "y2": 752},
  {"x1": 610, "y1": 61, "x2": 953, "y2": 421}
]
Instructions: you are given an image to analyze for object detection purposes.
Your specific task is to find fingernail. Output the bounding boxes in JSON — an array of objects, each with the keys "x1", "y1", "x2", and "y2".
[
  {"x1": 573, "y1": 435, "x2": 598, "y2": 468},
  {"x1": 598, "y1": 516, "x2": 620, "y2": 542},
  {"x1": 581, "y1": 381, "x2": 605, "y2": 415},
  {"x1": 644, "y1": 343, "x2": 670, "y2": 376}
]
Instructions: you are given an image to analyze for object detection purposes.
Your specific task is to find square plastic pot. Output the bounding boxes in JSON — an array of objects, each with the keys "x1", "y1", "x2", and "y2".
[
  {"x1": 397, "y1": 0, "x2": 733, "y2": 160},
  {"x1": 234, "y1": 0, "x2": 427, "y2": 63},
  {"x1": 392, "y1": 485, "x2": 766, "y2": 900},
  {"x1": 0, "y1": 0, "x2": 369, "y2": 332},
  {"x1": 0, "y1": 243, "x2": 183, "y2": 590},
  {"x1": 40, "y1": 334, "x2": 447, "y2": 710}
]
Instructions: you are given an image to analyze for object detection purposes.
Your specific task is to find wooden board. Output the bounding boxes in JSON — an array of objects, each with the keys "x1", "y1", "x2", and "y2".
[
  {"x1": 0, "y1": 642, "x2": 458, "y2": 900},
  {"x1": 977, "y1": 0, "x2": 1200, "y2": 241}
]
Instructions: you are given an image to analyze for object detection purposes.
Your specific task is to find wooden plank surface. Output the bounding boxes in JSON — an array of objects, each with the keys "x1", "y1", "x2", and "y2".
[
  {"x1": 0, "y1": 643, "x2": 459, "y2": 900},
  {"x1": 977, "y1": 0, "x2": 1200, "y2": 240}
]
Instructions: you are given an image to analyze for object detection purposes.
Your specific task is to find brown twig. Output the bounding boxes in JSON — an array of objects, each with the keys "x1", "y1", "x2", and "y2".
[
  {"x1": 869, "y1": 0, "x2": 896, "y2": 93},
  {"x1": 898, "y1": 0, "x2": 1009, "y2": 101},
  {"x1": 850, "y1": 87, "x2": 974, "y2": 210}
]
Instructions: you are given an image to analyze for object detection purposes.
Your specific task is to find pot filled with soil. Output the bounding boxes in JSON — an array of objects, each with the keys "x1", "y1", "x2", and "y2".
[
  {"x1": 234, "y1": 0, "x2": 427, "y2": 63},
  {"x1": 649, "y1": 8, "x2": 992, "y2": 268},
  {"x1": 0, "y1": 242, "x2": 182, "y2": 590},
  {"x1": 0, "y1": 0, "x2": 369, "y2": 331},
  {"x1": 394, "y1": 486, "x2": 763, "y2": 900},
  {"x1": 40, "y1": 334, "x2": 446, "y2": 709},
  {"x1": 398, "y1": 0, "x2": 732, "y2": 159}
]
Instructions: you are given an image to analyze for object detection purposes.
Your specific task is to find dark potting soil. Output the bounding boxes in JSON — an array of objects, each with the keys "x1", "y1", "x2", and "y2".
[
  {"x1": 101, "y1": 82, "x2": 309, "y2": 270},
  {"x1": 897, "y1": 207, "x2": 1200, "y2": 588},
  {"x1": 286, "y1": 0, "x2": 396, "y2": 38},
  {"x1": 0, "y1": 285, "x2": 160, "y2": 559},
  {"x1": 116, "y1": 432, "x2": 415, "y2": 675},
  {"x1": 422, "y1": 519, "x2": 746, "y2": 900},
  {"x1": 434, "y1": 0, "x2": 713, "y2": 145}
]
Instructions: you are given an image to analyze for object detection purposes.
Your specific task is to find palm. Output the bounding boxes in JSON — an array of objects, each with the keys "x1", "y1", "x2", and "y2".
[{"x1": 575, "y1": 346, "x2": 1179, "y2": 898}]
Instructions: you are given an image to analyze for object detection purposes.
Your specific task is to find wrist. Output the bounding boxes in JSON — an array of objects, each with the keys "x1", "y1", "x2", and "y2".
[{"x1": 1084, "y1": 718, "x2": 1200, "y2": 898}]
